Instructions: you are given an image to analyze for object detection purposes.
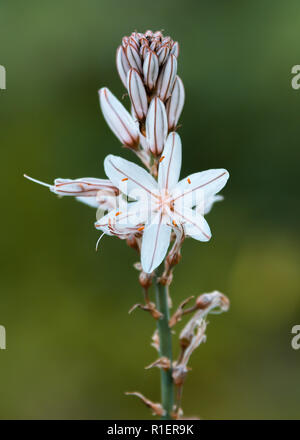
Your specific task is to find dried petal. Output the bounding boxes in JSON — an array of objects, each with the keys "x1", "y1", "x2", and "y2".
[
  {"x1": 146, "y1": 97, "x2": 168, "y2": 156},
  {"x1": 156, "y1": 54, "x2": 177, "y2": 102},
  {"x1": 143, "y1": 50, "x2": 159, "y2": 91},
  {"x1": 116, "y1": 45, "x2": 130, "y2": 87},
  {"x1": 99, "y1": 87, "x2": 139, "y2": 149},
  {"x1": 166, "y1": 76, "x2": 185, "y2": 131},
  {"x1": 125, "y1": 392, "x2": 165, "y2": 417},
  {"x1": 127, "y1": 68, "x2": 148, "y2": 121},
  {"x1": 151, "y1": 329, "x2": 160, "y2": 352},
  {"x1": 145, "y1": 356, "x2": 171, "y2": 371},
  {"x1": 169, "y1": 296, "x2": 194, "y2": 327},
  {"x1": 128, "y1": 302, "x2": 162, "y2": 320}
]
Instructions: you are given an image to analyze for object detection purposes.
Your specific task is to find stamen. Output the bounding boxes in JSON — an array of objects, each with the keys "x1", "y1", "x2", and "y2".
[
  {"x1": 115, "y1": 211, "x2": 122, "y2": 216},
  {"x1": 24, "y1": 174, "x2": 52, "y2": 188},
  {"x1": 138, "y1": 226, "x2": 145, "y2": 231},
  {"x1": 187, "y1": 178, "x2": 191, "y2": 184},
  {"x1": 172, "y1": 220, "x2": 177, "y2": 227},
  {"x1": 95, "y1": 232, "x2": 106, "y2": 251},
  {"x1": 159, "y1": 155, "x2": 165, "y2": 162},
  {"x1": 121, "y1": 178, "x2": 128, "y2": 181}
]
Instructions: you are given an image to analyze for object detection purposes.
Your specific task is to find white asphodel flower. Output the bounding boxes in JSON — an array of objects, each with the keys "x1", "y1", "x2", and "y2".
[{"x1": 95, "y1": 132, "x2": 229, "y2": 273}]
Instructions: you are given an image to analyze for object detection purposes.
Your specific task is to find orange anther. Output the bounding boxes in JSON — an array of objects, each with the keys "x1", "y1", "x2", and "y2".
[
  {"x1": 138, "y1": 226, "x2": 145, "y2": 231},
  {"x1": 172, "y1": 220, "x2": 177, "y2": 227},
  {"x1": 159, "y1": 155, "x2": 165, "y2": 163},
  {"x1": 115, "y1": 212, "x2": 122, "y2": 216},
  {"x1": 121, "y1": 178, "x2": 128, "y2": 181},
  {"x1": 187, "y1": 178, "x2": 191, "y2": 184}
]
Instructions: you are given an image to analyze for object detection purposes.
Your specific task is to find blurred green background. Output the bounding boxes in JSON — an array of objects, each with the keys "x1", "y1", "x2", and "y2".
[{"x1": 1, "y1": 0, "x2": 300, "y2": 419}]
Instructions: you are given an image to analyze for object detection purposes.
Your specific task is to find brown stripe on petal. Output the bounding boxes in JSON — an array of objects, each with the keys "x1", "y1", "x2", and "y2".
[
  {"x1": 173, "y1": 172, "x2": 228, "y2": 203},
  {"x1": 103, "y1": 88, "x2": 138, "y2": 148}
]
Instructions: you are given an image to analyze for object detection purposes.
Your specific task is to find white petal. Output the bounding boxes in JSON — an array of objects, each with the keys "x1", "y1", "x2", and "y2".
[
  {"x1": 76, "y1": 196, "x2": 99, "y2": 208},
  {"x1": 141, "y1": 213, "x2": 171, "y2": 273},
  {"x1": 104, "y1": 154, "x2": 158, "y2": 201},
  {"x1": 166, "y1": 76, "x2": 185, "y2": 131},
  {"x1": 158, "y1": 132, "x2": 182, "y2": 191},
  {"x1": 173, "y1": 169, "x2": 229, "y2": 210},
  {"x1": 99, "y1": 87, "x2": 139, "y2": 148},
  {"x1": 173, "y1": 206, "x2": 211, "y2": 242},
  {"x1": 95, "y1": 202, "x2": 149, "y2": 232},
  {"x1": 146, "y1": 97, "x2": 168, "y2": 156}
]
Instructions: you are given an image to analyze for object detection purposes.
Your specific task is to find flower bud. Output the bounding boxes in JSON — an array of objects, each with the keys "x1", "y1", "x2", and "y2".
[
  {"x1": 127, "y1": 68, "x2": 148, "y2": 121},
  {"x1": 129, "y1": 36, "x2": 139, "y2": 51},
  {"x1": 143, "y1": 50, "x2": 159, "y2": 91},
  {"x1": 116, "y1": 45, "x2": 130, "y2": 87},
  {"x1": 157, "y1": 44, "x2": 170, "y2": 66},
  {"x1": 166, "y1": 76, "x2": 185, "y2": 130},
  {"x1": 145, "y1": 30, "x2": 153, "y2": 38},
  {"x1": 126, "y1": 43, "x2": 142, "y2": 73},
  {"x1": 99, "y1": 87, "x2": 139, "y2": 149},
  {"x1": 156, "y1": 54, "x2": 177, "y2": 101},
  {"x1": 171, "y1": 41, "x2": 179, "y2": 58},
  {"x1": 140, "y1": 44, "x2": 149, "y2": 60},
  {"x1": 146, "y1": 97, "x2": 168, "y2": 156},
  {"x1": 122, "y1": 36, "x2": 129, "y2": 47}
]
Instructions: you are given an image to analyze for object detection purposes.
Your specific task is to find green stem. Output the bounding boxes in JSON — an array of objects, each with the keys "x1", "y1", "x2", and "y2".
[{"x1": 155, "y1": 278, "x2": 174, "y2": 419}]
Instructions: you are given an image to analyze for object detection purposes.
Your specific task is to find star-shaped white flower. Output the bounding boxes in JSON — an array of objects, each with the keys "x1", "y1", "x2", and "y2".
[{"x1": 95, "y1": 132, "x2": 229, "y2": 273}]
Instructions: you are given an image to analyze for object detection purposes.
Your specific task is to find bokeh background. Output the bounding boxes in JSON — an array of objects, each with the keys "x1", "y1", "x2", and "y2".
[{"x1": 1, "y1": 0, "x2": 300, "y2": 419}]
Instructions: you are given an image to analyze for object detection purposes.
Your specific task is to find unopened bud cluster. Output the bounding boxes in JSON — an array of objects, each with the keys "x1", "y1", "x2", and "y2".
[{"x1": 99, "y1": 30, "x2": 184, "y2": 156}]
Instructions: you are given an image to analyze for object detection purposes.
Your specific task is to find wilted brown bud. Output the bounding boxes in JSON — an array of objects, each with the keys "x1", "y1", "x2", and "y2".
[
  {"x1": 139, "y1": 271, "x2": 153, "y2": 289},
  {"x1": 126, "y1": 234, "x2": 139, "y2": 251},
  {"x1": 166, "y1": 249, "x2": 181, "y2": 267},
  {"x1": 145, "y1": 356, "x2": 171, "y2": 371}
]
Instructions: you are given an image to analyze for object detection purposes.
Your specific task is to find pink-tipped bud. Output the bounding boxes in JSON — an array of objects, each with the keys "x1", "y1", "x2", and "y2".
[
  {"x1": 99, "y1": 87, "x2": 139, "y2": 149},
  {"x1": 122, "y1": 36, "x2": 129, "y2": 47},
  {"x1": 171, "y1": 41, "x2": 179, "y2": 58},
  {"x1": 145, "y1": 30, "x2": 153, "y2": 38},
  {"x1": 157, "y1": 44, "x2": 170, "y2": 66},
  {"x1": 143, "y1": 50, "x2": 159, "y2": 91},
  {"x1": 156, "y1": 54, "x2": 177, "y2": 102},
  {"x1": 166, "y1": 76, "x2": 185, "y2": 131},
  {"x1": 116, "y1": 46, "x2": 130, "y2": 87},
  {"x1": 127, "y1": 68, "x2": 148, "y2": 121},
  {"x1": 146, "y1": 97, "x2": 168, "y2": 156},
  {"x1": 126, "y1": 44, "x2": 142, "y2": 73},
  {"x1": 162, "y1": 36, "x2": 171, "y2": 45},
  {"x1": 153, "y1": 31, "x2": 163, "y2": 39}
]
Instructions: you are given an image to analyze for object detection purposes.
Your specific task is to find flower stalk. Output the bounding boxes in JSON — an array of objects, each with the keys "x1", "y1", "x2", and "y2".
[{"x1": 154, "y1": 277, "x2": 174, "y2": 419}]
